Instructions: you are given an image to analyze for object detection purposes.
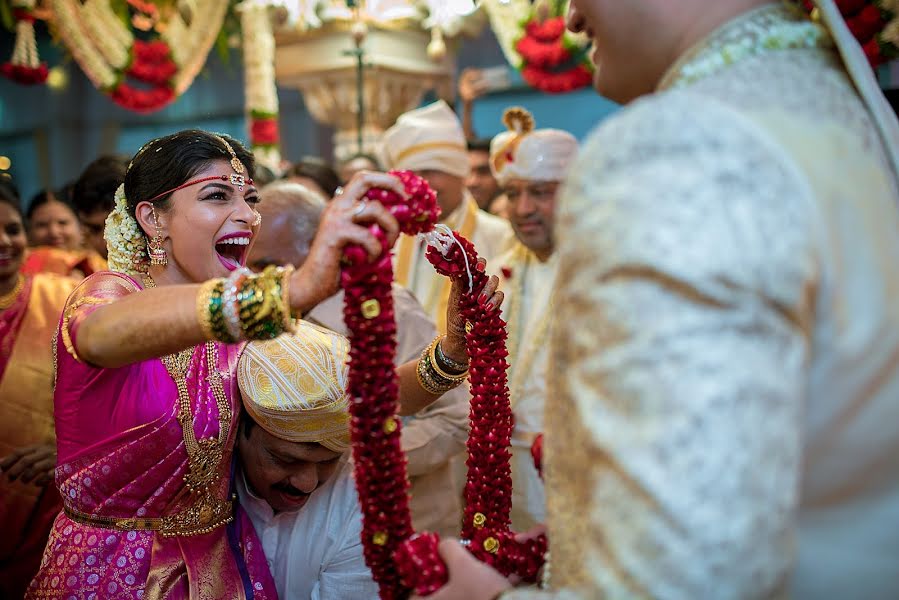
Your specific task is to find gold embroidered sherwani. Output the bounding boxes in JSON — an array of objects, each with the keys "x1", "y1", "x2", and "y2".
[
  {"x1": 506, "y1": 4, "x2": 899, "y2": 599},
  {"x1": 493, "y1": 243, "x2": 558, "y2": 532}
]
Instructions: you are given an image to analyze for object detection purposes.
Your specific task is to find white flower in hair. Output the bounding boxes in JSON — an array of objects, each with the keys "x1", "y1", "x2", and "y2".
[{"x1": 105, "y1": 184, "x2": 149, "y2": 276}]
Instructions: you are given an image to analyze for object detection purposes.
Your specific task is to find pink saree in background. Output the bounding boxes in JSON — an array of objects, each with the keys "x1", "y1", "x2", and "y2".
[{"x1": 26, "y1": 272, "x2": 277, "y2": 599}]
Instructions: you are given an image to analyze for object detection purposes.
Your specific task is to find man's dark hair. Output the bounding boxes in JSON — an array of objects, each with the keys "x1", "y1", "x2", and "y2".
[
  {"x1": 284, "y1": 157, "x2": 341, "y2": 198},
  {"x1": 467, "y1": 138, "x2": 492, "y2": 153},
  {"x1": 27, "y1": 188, "x2": 77, "y2": 220}
]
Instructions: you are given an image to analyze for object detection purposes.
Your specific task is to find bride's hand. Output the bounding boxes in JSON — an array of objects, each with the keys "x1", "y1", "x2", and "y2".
[
  {"x1": 443, "y1": 258, "x2": 503, "y2": 364},
  {"x1": 289, "y1": 171, "x2": 403, "y2": 314}
]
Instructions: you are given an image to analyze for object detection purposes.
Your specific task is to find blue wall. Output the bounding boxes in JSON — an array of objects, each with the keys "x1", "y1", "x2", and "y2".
[{"x1": 0, "y1": 25, "x2": 617, "y2": 204}]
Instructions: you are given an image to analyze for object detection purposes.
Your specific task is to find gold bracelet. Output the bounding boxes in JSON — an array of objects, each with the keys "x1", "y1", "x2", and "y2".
[
  {"x1": 197, "y1": 279, "x2": 232, "y2": 342},
  {"x1": 434, "y1": 335, "x2": 469, "y2": 373},
  {"x1": 238, "y1": 266, "x2": 291, "y2": 340},
  {"x1": 427, "y1": 336, "x2": 468, "y2": 382},
  {"x1": 416, "y1": 348, "x2": 464, "y2": 395}
]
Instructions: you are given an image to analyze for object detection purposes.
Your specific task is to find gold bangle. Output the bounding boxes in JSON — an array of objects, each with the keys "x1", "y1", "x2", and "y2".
[
  {"x1": 197, "y1": 279, "x2": 227, "y2": 342},
  {"x1": 435, "y1": 335, "x2": 469, "y2": 373},
  {"x1": 416, "y1": 348, "x2": 464, "y2": 395},
  {"x1": 427, "y1": 336, "x2": 468, "y2": 382},
  {"x1": 238, "y1": 266, "x2": 290, "y2": 340}
]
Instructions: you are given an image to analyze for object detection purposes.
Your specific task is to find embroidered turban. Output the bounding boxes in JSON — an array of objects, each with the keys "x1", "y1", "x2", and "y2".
[
  {"x1": 380, "y1": 100, "x2": 470, "y2": 178},
  {"x1": 489, "y1": 107, "x2": 578, "y2": 186},
  {"x1": 238, "y1": 321, "x2": 351, "y2": 452}
]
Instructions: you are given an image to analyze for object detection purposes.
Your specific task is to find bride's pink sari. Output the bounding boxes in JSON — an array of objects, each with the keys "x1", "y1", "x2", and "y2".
[{"x1": 26, "y1": 272, "x2": 277, "y2": 599}]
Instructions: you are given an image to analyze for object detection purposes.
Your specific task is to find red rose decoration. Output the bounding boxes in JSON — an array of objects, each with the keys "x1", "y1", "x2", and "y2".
[
  {"x1": 514, "y1": 9, "x2": 594, "y2": 94},
  {"x1": 341, "y1": 172, "x2": 546, "y2": 598},
  {"x1": 803, "y1": 0, "x2": 897, "y2": 67},
  {"x1": 251, "y1": 117, "x2": 280, "y2": 147}
]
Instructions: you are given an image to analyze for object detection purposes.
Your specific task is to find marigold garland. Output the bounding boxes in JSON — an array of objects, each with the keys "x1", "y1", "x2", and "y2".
[{"x1": 341, "y1": 171, "x2": 546, "y2": 599}]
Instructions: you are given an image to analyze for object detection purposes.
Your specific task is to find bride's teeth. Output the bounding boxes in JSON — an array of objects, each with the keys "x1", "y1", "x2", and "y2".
[{"x1": 219, "y1": 237, "x2": 249, "y2": 245}]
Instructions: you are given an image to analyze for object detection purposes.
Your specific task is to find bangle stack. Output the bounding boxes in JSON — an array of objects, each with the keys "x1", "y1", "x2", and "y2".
[
  {"x1": 197, "y1": 265, "x2": 296, "y2": 343},
  {"x1": 416, "y1": 335, "x2": 469, "y2": 395}
]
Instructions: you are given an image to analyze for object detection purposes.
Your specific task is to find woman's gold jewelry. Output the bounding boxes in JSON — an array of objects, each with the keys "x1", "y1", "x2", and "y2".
[
  {"x1": 236, "y1": 265, "x2": 294, "y2": 340},
  {"x1": 156, "y1": 341, "x2": 234, "y2": 536},
  {"x1": 195, "y1": 267, "x2": 296, "y2": 344},
  {"x1": 416, "y1": 337, "x2": 468, "y2": 395},
  {"x1": 0, "y1": 274, "x2": 24, "y2": 310},
  {"x1": 196, "y1": 278, "x2": 221, "y2": 341},
  {"x1": 222, "y1": 268, "x2": 251, "y2": 342},
  {"x1": 435, "y1": 335, "x2": 469, "y2": 373},
  {"x1": 428, "y1": 335, "x2": 469, "y2": 382},
  {"x1": 147, "y1": 206, "x2": 167, "y2": 266},
  {"x1": 252, "y1": 210, "x2": 262, "y2": 227}
]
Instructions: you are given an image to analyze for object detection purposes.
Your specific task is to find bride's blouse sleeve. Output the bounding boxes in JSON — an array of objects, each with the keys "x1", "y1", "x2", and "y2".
[{"x1": 60, "y1": 271, "x2": 141, "y2": 364}]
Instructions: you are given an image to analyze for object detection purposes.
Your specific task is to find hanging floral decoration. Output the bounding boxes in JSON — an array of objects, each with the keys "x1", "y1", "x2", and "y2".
[
  {"x1": 803, "y1": 0, "x2": 899, "y2": 65},
  {"x1": 480, "y1": 0, "x2": 593, "y2": 94},
  {"x1": 239, "y1": 0, "x2": 281, "y2": 171},
  {"x1": 341, "y1": 170, "x2": 546, "y2": 599},
  {"x1": 1, "y1": 0, "x2": 49, "y2": 85},
  {"x1": 48, "y1": 0, "x2": 229, "y2": 113}
]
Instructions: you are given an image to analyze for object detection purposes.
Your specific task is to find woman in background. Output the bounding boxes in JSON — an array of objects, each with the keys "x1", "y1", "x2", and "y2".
[{"x1": 0, "y1": 181, "x2": 78, "y2": 598}]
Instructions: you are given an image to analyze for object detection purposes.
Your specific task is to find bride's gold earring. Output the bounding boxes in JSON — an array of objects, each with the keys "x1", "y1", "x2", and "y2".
[{"x1": 147, "y1": 206, "x2": 167, "y2": 267}]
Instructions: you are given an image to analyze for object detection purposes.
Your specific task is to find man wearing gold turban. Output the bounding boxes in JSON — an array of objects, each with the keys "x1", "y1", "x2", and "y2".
[
  {"x1": 381, "y1": 100, "x2": 514, "y2": 332},
  {"x1": 236, "y1": 321, "x2": 377, "y2": 599},
  {"x1": 487, "y1": 108, "x2": 578, "y2": 532},
  {"x1": 248, "y1": 180, "x2": 469, "y2": 538},
  {"x1": 412, "y1": 1, "x2": 899, "y2": 599}
]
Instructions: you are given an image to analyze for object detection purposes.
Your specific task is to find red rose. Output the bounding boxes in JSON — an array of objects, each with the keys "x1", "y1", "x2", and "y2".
[
  {"x1": 0, "y1": 62, "x2": 48, "y2": 85},
  {"x1": 250, "y1": 117, "x2": 280, "y2": 146},
  {"x1": 863, "y1": 37, "x2": 885, "y2": 65}
]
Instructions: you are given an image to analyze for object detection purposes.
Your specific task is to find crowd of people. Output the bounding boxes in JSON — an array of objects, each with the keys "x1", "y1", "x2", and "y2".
[{"x1": 1, "y1": 0, "x2": 898, "y2": 598}]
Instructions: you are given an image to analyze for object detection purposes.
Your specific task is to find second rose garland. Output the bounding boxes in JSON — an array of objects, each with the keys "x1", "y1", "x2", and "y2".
[{"x1": 340, "y1": 172, "x2": 546, "y2": 599}]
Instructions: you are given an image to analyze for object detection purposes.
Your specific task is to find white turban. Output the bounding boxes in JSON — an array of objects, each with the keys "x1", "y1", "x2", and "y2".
[
  {"x1": 380, "y1": 100, "x2": 470, "y2": 178},
  {"x1": 489, "y1": 107, "x2": 578, "y2": 186},
  {"x1": 238, "y1": 321, "x2": 351, "y2": 452}
]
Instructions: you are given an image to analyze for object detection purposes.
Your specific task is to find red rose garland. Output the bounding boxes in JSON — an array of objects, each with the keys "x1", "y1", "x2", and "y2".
[
  {"x1": 514, "y1": 9, "x2": 594, "y2": 94},
  {"x1": 108, "y1": 39, "x2": 177, "y2": 113},
  {"x1": 341, "y1": 171, "x2": 546, "y2": 599}
]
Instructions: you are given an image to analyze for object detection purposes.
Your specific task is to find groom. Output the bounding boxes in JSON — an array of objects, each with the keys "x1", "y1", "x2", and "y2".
[{"x1": 419, "y1": 1, "x2": 899, "y2": 599}]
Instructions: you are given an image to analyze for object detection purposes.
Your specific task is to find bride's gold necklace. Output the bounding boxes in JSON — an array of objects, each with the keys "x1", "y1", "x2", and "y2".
[
  {"x1": 143, "y1": 275, "x2": 232, "y2": 494},
  {"x1": 0, "y1": 274, "x2": 24, "y2": 310}
]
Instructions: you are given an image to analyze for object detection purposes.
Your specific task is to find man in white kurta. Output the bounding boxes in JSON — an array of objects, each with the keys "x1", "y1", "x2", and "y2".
[
  {"x1": 486, "y1": 109, "x2": 578, "y2": 532},
  {"x1": 248, "y1": 181, "x2": 469, "y2": 537},
  {"x1": 237, "y1": 322, "x2": 379, "y2": 599},
  {"x1": 410, "y1": 2, "x2": 899, "y2": 599},
  {"x1": 381, "y1": 100, "x2": 513, "y2": 332}
]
